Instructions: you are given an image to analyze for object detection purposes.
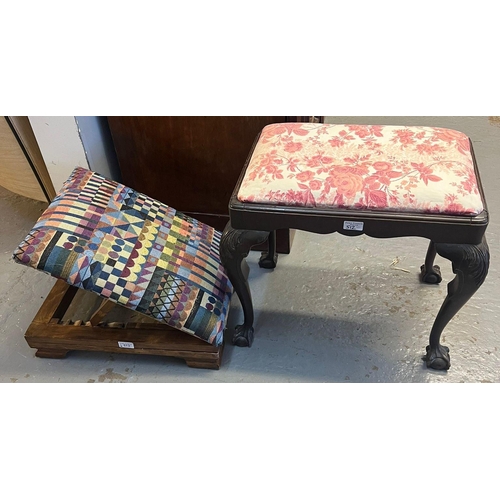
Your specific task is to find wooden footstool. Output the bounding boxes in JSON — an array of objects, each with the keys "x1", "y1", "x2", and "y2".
[
  {"x1": 13, "y1": 168, "x2": 233, "y2": 369},
  {"x1": 220, "y1": 123, "x2": 490, "y2": 370}
]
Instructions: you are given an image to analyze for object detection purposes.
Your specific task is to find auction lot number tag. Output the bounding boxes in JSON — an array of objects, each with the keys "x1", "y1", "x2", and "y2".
[
  {"x1": 118, "y1": 341, "x2": 135, "y2": 349},
  {"x1": 343, "y1": 221, "x2": 364, "y2": 231}
]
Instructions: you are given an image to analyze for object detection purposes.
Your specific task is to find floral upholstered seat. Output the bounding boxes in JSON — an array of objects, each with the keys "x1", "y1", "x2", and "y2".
[
  {"x1": 237, "y1": 123, "x2": 484, "y2": 216},
  {"x1": 13, "y1": 167, "x2": 232, "y2": 346}
]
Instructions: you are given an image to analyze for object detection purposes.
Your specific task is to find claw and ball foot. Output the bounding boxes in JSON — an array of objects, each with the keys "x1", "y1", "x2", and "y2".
[
  {"x1": 421, "y1": 264, "x2": 442, "y2": 284},
  {"x1": 258, "y1": 230, "x2": 278, "y2": 269},
  {"x1": 424, "y1": 344, "x2": 451, "y2": 370},
  {"x1": 233, "y1": 324, "x2": 254, "y2": 347},
  {"x1": 421, "y1": 241, "x2": 442, "y2": 284}
]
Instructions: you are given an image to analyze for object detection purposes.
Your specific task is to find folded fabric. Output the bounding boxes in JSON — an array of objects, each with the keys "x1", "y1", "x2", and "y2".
[{"x1": 13, "y1": 167, "x2": 232, "y2": 346}]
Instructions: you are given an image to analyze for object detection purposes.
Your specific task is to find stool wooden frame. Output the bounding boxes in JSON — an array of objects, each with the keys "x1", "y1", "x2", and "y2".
[
  {"x1": 220, "y1": 136, "x2": 490, "y2": 370},
  {"x1": 25, "y1": 280, "x2": 224, "y2": 369}
]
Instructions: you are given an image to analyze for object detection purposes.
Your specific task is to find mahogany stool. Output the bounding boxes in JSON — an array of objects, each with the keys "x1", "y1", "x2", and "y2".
[{"x1": 220, "y1": 123, "x2": 490, "y2": 370}]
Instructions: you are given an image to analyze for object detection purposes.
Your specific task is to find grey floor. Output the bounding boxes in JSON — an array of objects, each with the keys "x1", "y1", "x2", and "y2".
[{"x1": 1, "y1": 117, "x2": 499, "y2": 383}]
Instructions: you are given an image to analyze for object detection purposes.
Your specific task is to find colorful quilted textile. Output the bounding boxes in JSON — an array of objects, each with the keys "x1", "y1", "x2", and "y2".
[
  {"x1": 237, "y1": 123, "x2": 484, "y2": 216},
  {"x1": 13, "y1": 167, "x2": 232, "y2": 346}
]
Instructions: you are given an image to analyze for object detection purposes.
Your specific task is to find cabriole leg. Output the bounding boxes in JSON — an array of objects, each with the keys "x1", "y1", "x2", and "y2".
[
  {"x1": 220, "y1": 222, "x2": 270, "y2": 347},
  {"x1": 424, "y1": 237, "x2": 490, "y2": 370}
]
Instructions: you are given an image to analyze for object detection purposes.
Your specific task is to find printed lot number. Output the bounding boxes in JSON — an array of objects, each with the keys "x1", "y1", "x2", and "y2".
[
  {"x1": 343, "y1": 221, "x2": 364, "y2": 231},
  {"x1": 118, "y1": 341, "x2": 135, "y2": 349}
]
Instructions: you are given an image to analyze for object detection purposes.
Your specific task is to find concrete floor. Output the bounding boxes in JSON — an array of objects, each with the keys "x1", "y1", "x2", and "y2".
[{"x1": 1, "y1": 116, "x2": 499, "y2": 382}]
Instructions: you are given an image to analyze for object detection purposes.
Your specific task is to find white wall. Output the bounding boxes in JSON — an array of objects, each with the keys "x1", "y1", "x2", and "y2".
[
  {"x1": 28, "y1": 116, "x2": 121, "y2": 193},
  {"x1": 28, "y1": 116, "x2": 89, "y2": 192}
]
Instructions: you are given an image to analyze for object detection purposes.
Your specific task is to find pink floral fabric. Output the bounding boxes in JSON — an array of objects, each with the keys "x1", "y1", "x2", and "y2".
[{"x1": 237, "y1": 123, "x2": 484, "y2": 216}]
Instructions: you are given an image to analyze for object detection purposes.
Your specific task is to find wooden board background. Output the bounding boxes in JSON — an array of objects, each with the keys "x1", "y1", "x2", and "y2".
[{"x1": 0, "y1": 117, "x2": 48, "y2": 201}]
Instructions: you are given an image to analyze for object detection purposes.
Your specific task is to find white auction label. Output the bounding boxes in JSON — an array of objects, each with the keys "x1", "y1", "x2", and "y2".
[
  {"x1": 343, "y1": 221, "x2": 364, "y2": 231},
  {"x1": 118, "y1": 341, "x2": 135, "y2": 349}
]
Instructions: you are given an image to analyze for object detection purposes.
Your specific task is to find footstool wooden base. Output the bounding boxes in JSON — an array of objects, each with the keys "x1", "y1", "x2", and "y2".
[
  {"x1": 14, "y1": 167, "x2": 233, "y2": 370},
  {"x1": 25, "y1": 280, "x2": 224, "y2": 369}
]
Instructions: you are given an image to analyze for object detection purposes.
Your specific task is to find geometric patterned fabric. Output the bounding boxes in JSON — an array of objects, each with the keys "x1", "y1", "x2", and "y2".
[
  {"x1": 13, "y1": 167, "x2": 233, "y2": 346},
  {"x1": 237, "y1": 123, "x2": 484, "y2": 216}
]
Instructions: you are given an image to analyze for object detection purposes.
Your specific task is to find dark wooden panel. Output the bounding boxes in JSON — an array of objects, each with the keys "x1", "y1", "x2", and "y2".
[{"x1": 107, "y1": 116, "x2": 287, "y2": 215}]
